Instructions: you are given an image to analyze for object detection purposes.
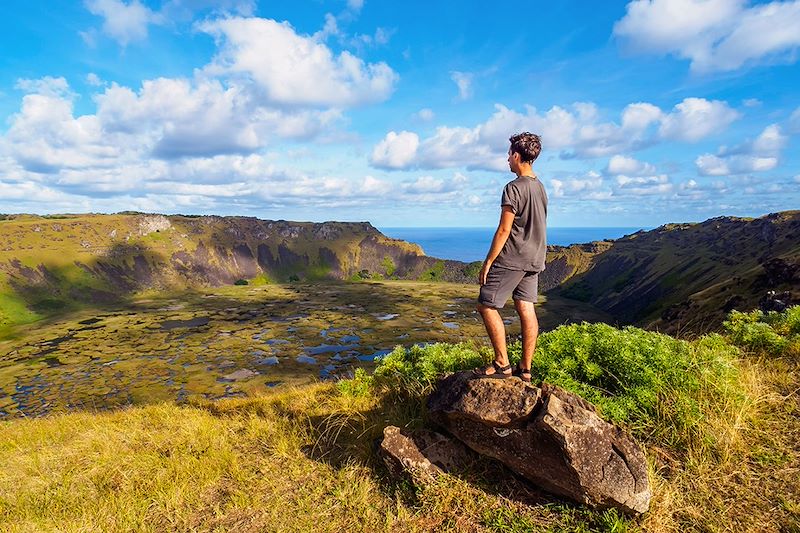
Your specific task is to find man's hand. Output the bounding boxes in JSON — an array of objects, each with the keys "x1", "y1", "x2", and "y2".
[{"x1": 479, "y1": 261, "x2": 492, "y2": 286}]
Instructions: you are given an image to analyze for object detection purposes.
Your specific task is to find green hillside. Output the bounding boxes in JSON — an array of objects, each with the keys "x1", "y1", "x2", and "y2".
[
  {"x1": 0, "y1": 213, "x2": 474, "y2": 333},
  {"x1": 548, "y1": 211, "x2": 800, "y2": 334}
]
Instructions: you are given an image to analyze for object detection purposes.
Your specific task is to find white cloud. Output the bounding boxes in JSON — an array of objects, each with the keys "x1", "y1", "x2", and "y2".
[
  {"x1": 450, "y1": 71, "x2": 473, "y2": 100},
  {"x1": 417, "y1": 125, "x2": 502, "y2": 171},
  {"x1": 751, "y1": 124, "x2": 788, "y2": 155},
  {"x1": 15, "y1": 76, "x2": 72, "y2": 97},
  {"x1": 347, "y1": 0, "x2": 365, "y2": 11},
  {"x1": 615, "y1": 174, "x2": 670, "y2": 187},
  {"x1": 86, "y1": 73, "x2": 103, "y2": 86},
  {"x1": 658, "y1": 98, "x2": 740, "y2": 141},
  {"x1": 696, "y1": 154, "x2": 778, "y2": 175},
  {"x1": 606, "y1": 155, "x2": 656, "y2": 175},
  {"x1": 6, "y1": 90, "x2": 123, "y2": 173},
  {"x1": 370, "y1": 131, "x2": 420, "y2": 169},
  {"x1": 794, "y1": 175, "x2": 800, "y2": 183},
  {"x1": 371, "y1": 97, "x2": 738, "y2": 171},
  {"x1": 200, "y1": 17, "x2": 398, "y2": 107},
  {"x1": 614, "y1": 0, "x2": 800, "y2": 73},
  {"x1": 415, "y1": 108, "x2": 435, "y2": 121},
  {"x1": 695, "y1": 123, "x2": 787, "y2": 175},
  {"x1": 84, "y1": 0, "x2": 157, "y2": 46},
  {"x1": 402, "y1": 173, "x2": 469, "y2": 195},
  {"x1": 621, "y1": 102, "x2": 663, "y2": 130},
  {"x1": 549, "y1": 171, "x2": 606, "y2": 199}
]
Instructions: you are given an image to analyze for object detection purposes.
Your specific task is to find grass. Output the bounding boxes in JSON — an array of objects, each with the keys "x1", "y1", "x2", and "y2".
[{"x1": 0, "y1": 307, "x2": 798, "y2": 531}]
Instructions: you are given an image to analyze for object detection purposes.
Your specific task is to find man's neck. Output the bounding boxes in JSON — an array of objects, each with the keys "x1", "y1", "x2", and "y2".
[{"x1": 515, "y1": 163, "x2": 535, "y2": 178}]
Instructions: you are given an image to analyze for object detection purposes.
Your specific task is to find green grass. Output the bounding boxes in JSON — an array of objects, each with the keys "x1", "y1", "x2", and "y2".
[
  {"x1": 369, "y1": 321, "x2": 744, "y2": 455},
  {"x1": 724, "y1": 307, "x2": 800, "y2": 356},
  {"x1": 417, "y1": 260, "x2": 445, "y2": 281}
]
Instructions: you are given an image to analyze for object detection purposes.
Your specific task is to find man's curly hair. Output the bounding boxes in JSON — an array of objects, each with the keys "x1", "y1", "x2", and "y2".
[{"x1": 509, "y1": 132, "x2": 542, "y2": 163}]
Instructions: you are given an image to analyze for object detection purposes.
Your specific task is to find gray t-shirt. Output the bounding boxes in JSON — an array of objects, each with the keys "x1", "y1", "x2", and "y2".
[{"x1": 495, "y1": 176, "x2": 548, "y2": 272}]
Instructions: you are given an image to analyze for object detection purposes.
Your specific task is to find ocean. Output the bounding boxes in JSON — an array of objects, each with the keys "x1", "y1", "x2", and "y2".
[{"x1": 378, "y1": 227, "x2": 649, "y2": 263}]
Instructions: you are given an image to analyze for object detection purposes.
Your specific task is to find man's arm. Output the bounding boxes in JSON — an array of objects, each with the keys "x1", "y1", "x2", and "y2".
[{"x1": 479, "y1": 206, "x2": 515, "y2": 285}]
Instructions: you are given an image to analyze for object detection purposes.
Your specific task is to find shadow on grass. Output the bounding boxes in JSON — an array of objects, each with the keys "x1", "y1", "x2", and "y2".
[{"x1": 285, "y1": 385, "x2": 562, "y2": 511}]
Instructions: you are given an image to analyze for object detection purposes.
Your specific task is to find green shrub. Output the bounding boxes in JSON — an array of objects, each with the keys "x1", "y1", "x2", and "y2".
[
  {"x1": 723, "y1": 308, "x2": 793, "y2": 355},
  {"x1": 373, "y1": 342, "x2": 485, "y2": 386},
  {"x1": 381, "y1": 256, "x2": 396, "y2": 277},
  {"x1": 418, "y1": 260, "x2": 445, "y2": 281},
  {"x1": 365, "y1": 322, "x2": 744, "y2": 451},
  {"x1": 233, "y1": 279, "x2": 249, "y2": 286},
  {"x1": 249, "y1": 273, "x2": 272, "y2": 286},
  {"x1": 337, "y1": 368, "x2": 373, "y2": 397}
]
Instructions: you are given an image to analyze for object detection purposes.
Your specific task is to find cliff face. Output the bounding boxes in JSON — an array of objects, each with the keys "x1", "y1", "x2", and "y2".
[
  {"x1": 548, "y1": 211, "x2": 800, "y2": 334},
  {"x1": 0, "y1": 214, "x2": 476, "y2": 329}
]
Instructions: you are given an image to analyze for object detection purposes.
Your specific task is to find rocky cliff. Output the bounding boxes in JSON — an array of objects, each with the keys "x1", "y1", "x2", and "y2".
[
  {"x1": 547, "y1": 211, "x2": 800, "y2": 334},
  {"x1": 0, "y1": 213, "x2": 474, "y2": 329}
]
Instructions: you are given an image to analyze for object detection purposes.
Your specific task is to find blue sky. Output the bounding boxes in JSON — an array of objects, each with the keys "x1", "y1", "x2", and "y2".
[{"x1": 0, "y1": 0, "x2": 798, "y2": 228}]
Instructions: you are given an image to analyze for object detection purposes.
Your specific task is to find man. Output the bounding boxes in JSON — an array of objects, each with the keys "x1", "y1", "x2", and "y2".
[{"x1": 473, "y1": 132, "x2": 547, "y2": 382}]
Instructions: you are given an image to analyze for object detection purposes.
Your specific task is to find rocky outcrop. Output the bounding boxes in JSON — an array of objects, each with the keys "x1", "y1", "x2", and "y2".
[
  {"x1": 426, "y1": 372, "x2": 651, "y2": 515},
  {"x1": 379, "y1": 426, "x2": 475, "y2": 486}
]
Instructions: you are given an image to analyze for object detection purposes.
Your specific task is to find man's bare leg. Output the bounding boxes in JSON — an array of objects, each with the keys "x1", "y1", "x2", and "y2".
[
  {"x1": 476, "y1": 303, "x2": 512, "y2": 375},
  {"x1": 514, "y1": 299, "x2": 539, "y2": 372}
]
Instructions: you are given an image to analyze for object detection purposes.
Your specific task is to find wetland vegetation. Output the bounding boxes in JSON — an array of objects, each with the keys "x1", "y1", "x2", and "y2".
[{"x1": 0, "y1": 280, "x2": 611, "y2": 420}]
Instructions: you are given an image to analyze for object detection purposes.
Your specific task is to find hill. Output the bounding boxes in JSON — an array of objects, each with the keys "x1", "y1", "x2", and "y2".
[
  {"x1": 0, "y1": 213, "x2": 476, "y2": 331},
  {"x1": 544, "y1": 211, "x2": 800, "y2": 334}
]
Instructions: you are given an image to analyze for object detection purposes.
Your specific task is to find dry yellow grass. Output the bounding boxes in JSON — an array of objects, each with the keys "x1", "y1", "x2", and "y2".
[{"x1": 1, "y1": 350, "x2": 798, "y2": 532}]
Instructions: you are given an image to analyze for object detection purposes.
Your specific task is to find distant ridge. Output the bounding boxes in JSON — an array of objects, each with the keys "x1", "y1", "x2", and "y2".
[
  {"x1": 542, "y1": 210, "x2": 800, "y2": 334},
  {"x1": 0, "y1": 213, "x2": 476, "y2": 331}
]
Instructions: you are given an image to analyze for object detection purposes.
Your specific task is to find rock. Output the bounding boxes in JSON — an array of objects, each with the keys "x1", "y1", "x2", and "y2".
[
  {"x1": 427, "y1": 372, "x2": 651, "y2": 515},
  {"x1": 222, "y1": 368, "x2": 259, "y2": 381},
  {"x1": 760, "y1": 290, "x2": 793, "y2": 313},
  {"x1": 379, "y1": 426, "x2": 474, "y2": 486}
]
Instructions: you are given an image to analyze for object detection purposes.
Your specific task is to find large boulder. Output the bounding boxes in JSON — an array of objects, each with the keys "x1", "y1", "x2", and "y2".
[
  {"x1": 427, "y1": 371, "x2": 651, "y2": 515},
  {"x1": 379, "y1": 425, "x2": 474, "y2": 486}
]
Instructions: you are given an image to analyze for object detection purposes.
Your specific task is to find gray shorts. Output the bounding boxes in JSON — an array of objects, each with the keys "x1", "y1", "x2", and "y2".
[{"x1": 478, "y1": 265, "x2": 539, "y2": 308}]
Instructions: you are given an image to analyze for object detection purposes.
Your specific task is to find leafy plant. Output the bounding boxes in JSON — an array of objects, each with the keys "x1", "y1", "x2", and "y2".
[{"x1": 723, "y1": 307, "x2": 799, "y2": 355}]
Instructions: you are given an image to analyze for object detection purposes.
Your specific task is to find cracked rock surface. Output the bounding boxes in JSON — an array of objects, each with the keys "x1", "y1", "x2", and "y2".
[{"x1": 427, "y1": 371, "x2": 651, "y2": 515}]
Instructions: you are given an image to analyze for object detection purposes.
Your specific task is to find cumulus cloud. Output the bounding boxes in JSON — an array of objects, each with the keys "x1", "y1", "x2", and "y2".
[
  {"x1": 15, "y1": 76, "x2": 73, "y2": 97},
  {"x1": 402, "y1": 173, "x2": 468, "y2": 195},
  {"x1": 550, "y1": 171, "x2": 606, "y2": 199},
  {"x1": 370, "y1": 131, "x2": 420, "y2": 169},
  {"x1": 84, "y1": 0, "x2": 157, "y2": 46},
  {"x1": 695, "y1": 123, "x2": 787, "y2": 175},
  {"x1": 450, "y1": 71, "x2": 473, "y2": 101},
  {"x1": 6, "y1": 10, "x2": 394, "y2": 176},
  {"x1": 200, "y1": 17, "x2": 398, "y2": 107},
  {"x1": 415, "y1": 108, "x2": 435, "y2": 121},
  {"x1": 614, "y1": 0, "x2": 800, "y2": 72},
  {"x1": 658, "y1": 98, "x2": 740, "y2": 141},
  {"x1": 370, "y1": 97, "x2": 738, "y2": 171},
  {"x1": 606, "y1": 155, "x2": 656, "y2": 175},
  {"x1": 1, "y1": 8, "x2": 402, "y2": 211},
  {"x1": 6, "y1": 89, "x2": 123, "y2": 174},
  {"x1": 86, "y1": 73, "x2": 103, "y2": 86}
]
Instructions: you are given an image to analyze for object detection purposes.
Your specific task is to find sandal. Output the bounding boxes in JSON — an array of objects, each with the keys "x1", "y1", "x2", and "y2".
[
  {"x1": 473, "y1": 360, "x2": 513, "y2": 379},
  {"x1": 513, "y1": 364, "x2": 532, "y2": 383}
]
